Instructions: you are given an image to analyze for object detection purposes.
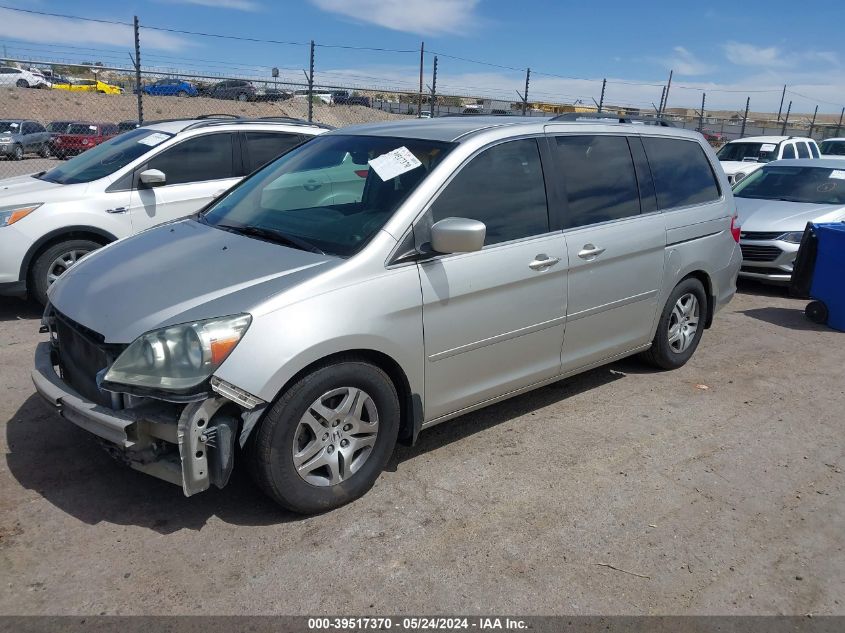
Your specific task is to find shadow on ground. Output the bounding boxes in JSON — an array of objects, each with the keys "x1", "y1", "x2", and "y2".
[
  {"x1": 0, "y1": 297, "x2": 41, "y2": 323},
  {"x1": 740, "y1": 306, "x2": 828, "y2": 331},
  {"x1": 6, "y1": 366, "x2": 623, "y2": 534}
]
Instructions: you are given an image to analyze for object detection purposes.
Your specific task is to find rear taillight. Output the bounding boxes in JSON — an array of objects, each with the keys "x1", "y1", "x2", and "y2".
[
  {"x1": 730, "y1": 214, "x2": 741, "y2": 243},
  {"x1": 354, "y1": 169, "x2": 369, "y2": 178}
]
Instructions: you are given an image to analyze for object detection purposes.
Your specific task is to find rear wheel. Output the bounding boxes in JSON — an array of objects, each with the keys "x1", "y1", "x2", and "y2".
[
  {"x1": 805, "y1": 300, "x2": 828, "y2": 324},
  {"x1": 248, "y1": 360, "x2": 400, "y2": 514},
  {"x1": 30, "y1": 239, "x2": 101, "y2": 305},
  {"x1": 177, "y1": 90, "x2": 188, "y2": 97},
  {"x1": 16, "y1": 79, "x2": 28, "y2": 88},
  {"x1": 237, "y1": 92, "x2": 248, "y2": 102},
  {"x1": 38, "y1": 143, "x2": 50, "y2": 158},
  {"x1": 641, "y1": 278, "x2": 707, "y2": 370}
]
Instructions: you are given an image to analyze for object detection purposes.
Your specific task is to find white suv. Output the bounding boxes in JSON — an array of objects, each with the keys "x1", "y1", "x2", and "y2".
[
  {"x1": 0, "y1": 117, "x2": 329, "y2": 303},
  {"x1": 716, "y1": 135, "x2": 820, "y2": 185}
]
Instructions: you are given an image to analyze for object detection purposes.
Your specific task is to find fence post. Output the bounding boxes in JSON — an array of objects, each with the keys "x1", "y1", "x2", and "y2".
[
  {"x1": 837, "y1": 107, "x2": 844, "y2": 136},
  {"x1": 598, "y1": 78, "x2": 606, "y2": 113},
  {"x1": 307, "y1": 40, "x2": 314, "y2": 123},
  {"x1": 808, "y1": 105, "x2": 818, "y2": 138},
  {"x1": 781, "y1": 101, "x2": 792, "y2": 135},
  {"x1": 698, "y1": 92, "x2": 705, "y2": 131},
  {"x1": 740, "y1": 97, "x2": 750, "y2": 138},
  {"x1": 657, "y1": 86, "x2": 666, "y2": 115},
  {"x1": 661, "y1": 70, "x2": 673, "y2": 116},
  {"x1": 417, "y1": 41, "x2": 424, "y2": 118},
  {"x1": 776, "y1": 85, "x2": 786, "y2": 122},
  {"x1": 134, "y1": 16, "x2": 143, "y2": 125},
  {"x1": 430, "y1": 56, "x2": 438, "y2": 117},
  {"x1": 522, "y1": 67, "x2": 530, "y2": 115}
]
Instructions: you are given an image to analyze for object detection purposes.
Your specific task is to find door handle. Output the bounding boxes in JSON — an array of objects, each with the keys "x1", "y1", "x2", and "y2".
[
  {"x1": 106, "y1": 206, "x2": 128, "y2": 214},
  {"x1": 577, "y1": 244, "x2": 606, "y2": 260},
  {"x1": 528, "y1": 254, "x2": 560, "y2": 271}
]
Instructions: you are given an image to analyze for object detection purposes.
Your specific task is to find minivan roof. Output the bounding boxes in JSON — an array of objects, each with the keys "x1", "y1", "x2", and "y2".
[{"x1": 329, "y1": 116, "x2": 706, "y2": 143}]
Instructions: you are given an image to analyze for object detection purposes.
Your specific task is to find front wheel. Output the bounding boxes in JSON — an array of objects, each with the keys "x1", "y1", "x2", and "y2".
[
  {"x1": 237, "y1": 92, "x2": 248, "y2": 102},
  {"x1": 641, "y1": 278, "x2": 707, "y2": 370},
  {"x1": 38, "y1": 143, "x2": 50, "y2": 158},
  {"x1": 16, "y1": 79, "x2": 28, "y2": 88},
  {"x1": 177, "y1": 90, "x2": 188, "y2": 97},
  {"x1": 30, "y1": 239, "x2": 101, "y2": 305},
  {"x1": 12, "y1": 144, "x2": 23, "y2": 161},
  {"x1": 248, "y1": 360, "x2": 400, "y2": 514}
]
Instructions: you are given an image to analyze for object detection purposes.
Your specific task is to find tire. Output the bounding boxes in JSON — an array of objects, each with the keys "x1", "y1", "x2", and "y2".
[
  {"x1": 177, "y1": 90, "x2": 188, "y2": 97},
  {"x1": 30, "y1": 239, "x2": 101, "y2": 306},
  {"x1": 38, "y1": 143, "x2": 50, "y2": 158},
  {"x1": 805, "y1": 300, "x2": 828, "y2": 324},
  {"x1": 12, "y1": 144, "x2": 23, "y2": 161},
  {"x1": 641, "y1": 277, "x2": 707, "y2": 370},
  {"x1": 248, "y1": 359, "x2": 400, "y2": 514},
  {"x1": 16, "y1": 79, "x2": 28, "y2": 88},
  {"x1": 237, "y1": 92, "x2": 248, "y2": 102}
]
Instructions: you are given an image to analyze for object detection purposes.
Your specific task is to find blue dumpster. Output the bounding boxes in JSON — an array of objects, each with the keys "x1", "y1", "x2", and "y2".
[{"x1": 808, "y1": 223, "x2": 845, "y2": 332}]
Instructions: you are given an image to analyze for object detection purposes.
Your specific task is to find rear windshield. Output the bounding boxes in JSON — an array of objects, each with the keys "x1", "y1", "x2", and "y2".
[
  {"x1": 717, "y1": 142, "x2": 778, "y2": 163},
  {"x1": 201, "y1": 134, "x2": 454, "y2": 257},
  {"x1": 819, "y1": 140, "x2": 845, "y2": 156},
  {"x1": 39, "y1": 128, "x2": 174, "y2": 185},
  {"x1": 733, "y1": 165, "x2": 845, "y2": 205},
  {"x1": 0, "y1": 121, "x2": 22, "y2": 134}
]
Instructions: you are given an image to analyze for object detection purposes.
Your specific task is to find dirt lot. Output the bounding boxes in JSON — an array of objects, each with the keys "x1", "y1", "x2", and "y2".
[{"x1": 0, "y1": 282, "x2": 843, "y2": 615}]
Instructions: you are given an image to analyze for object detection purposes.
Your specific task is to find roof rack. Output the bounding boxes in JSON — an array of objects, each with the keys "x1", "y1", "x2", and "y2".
[{"x1": 550, "y1": 112, "x2": 677, "y2": 127}]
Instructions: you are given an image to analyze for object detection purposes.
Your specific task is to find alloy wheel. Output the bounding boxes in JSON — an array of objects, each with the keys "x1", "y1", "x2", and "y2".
[
  {"x1": 668, "y1": 292, "x2": 699, "y2": 353},
  {"x1": 47, "y1": 249, "x2": 90, "y2": 285},
  {"x1": 292, "y1": 387, "x2": 379, "y2": 487}
]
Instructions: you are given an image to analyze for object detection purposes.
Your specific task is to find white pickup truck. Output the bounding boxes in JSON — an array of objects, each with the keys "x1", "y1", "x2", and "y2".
[{"x1": 716, "y1": 135, "x2": 821, "y2": 184}]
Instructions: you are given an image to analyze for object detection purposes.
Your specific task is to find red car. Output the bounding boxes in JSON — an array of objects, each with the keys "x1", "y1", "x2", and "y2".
[{"x1": 53, "y1": 122, "x2": 119, "y2": 157}]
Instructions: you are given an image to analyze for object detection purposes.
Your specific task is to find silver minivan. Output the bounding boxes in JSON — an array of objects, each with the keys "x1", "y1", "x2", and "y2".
[{"x1": 32, "y1": 118, "x2": 742, "y2": 514}]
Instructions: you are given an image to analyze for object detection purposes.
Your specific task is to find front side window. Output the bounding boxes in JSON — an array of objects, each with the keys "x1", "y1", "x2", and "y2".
[
  {"x1": 643, "y1": 137, "x2": 720, "y2": 209},
  {"x1": 430, "y1": 138, "x2": 549, "y2": 245},
  {"x1": 202, "y1": 134, "x2": 453, "y2": 257},
  {"x1": 38, "y1": 128, "x2": 174, "y2": 185},
  {"x1": 0, "y1": 121, "x2": 22, "y2": 134},
  {"x1": 797, "y1": 142, "x2": 810, "y2": 159},
  {"x1": 734, "y1": 166, "x2": 845, "y2": 205},
  {"x1": 552, "y1": 135, "x2": 640, "y2": 227},
  {"x1": 145, "y1": 133, "x2": 235, "y2": 185},
  {"x1": 243, "y1": 131, "x2": 305, "y2": 172}
]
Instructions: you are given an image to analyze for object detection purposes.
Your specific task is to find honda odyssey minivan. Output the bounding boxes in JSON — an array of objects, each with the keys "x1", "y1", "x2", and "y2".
[{"x1": 33, "y1": 117, "x2": 742, "y2": 514}]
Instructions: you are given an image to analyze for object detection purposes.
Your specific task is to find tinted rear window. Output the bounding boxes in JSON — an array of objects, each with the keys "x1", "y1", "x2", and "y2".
[{"x1": 642, "y1": 138, "x2": 720, "y2": 209}]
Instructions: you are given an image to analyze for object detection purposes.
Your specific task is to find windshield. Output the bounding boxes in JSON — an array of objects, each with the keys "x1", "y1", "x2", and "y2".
[
  {"x1": 66, "y1": 123, "x2": 99, "y2": 135},
  {"x1": 717, "y1": 142, "x2": 779, "y2": 163},
  {"x1": 201, "y1": 134, "x2": 454, "y2": 257},
  {"x1": 0, "y1": 121, "x2": 22, "y2": 134},
  {"x1": 819, "y1": 140, "x2": 845, "y2": 156},
  {"x1": 47, "y1": 121, "x2": 74, "y2": 133},
  {"x1": 39, "y1": 127, "x2": 174, "y2": 185},
  {"x1": 733, "y1": 165, "x2": 845, "y2": 205}
]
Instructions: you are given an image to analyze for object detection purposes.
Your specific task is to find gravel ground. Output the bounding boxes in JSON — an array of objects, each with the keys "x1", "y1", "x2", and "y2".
[{"x1": 0, "y1": 282, "x2": 843, "y2": 616}]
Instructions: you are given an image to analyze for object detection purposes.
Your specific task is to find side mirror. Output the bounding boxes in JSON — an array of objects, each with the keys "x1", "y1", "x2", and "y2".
[
  {"x1": 139, "y1": 169, "x2": 166, "y2": 187},
  {"x1": 430, "y1": 217, "x2": 486, "y2": 254}
]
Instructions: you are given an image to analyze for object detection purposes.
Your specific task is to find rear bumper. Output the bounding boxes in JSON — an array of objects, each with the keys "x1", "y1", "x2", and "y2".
[
  {"x1": 32, "y1": 341, "x2": 234, "y2": 495},
  {"x1": 712, "y1": 243, "x2": 742, "y2": 316}
]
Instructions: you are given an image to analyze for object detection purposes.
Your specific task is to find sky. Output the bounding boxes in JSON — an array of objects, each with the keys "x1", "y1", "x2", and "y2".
[{"x1": 0, "y1": 0, "x2": 843, "y2": 114}]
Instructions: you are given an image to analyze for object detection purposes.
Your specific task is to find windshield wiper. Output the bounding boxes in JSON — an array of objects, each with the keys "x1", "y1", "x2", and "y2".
[{"x1": 216, "y1": 224, "x2": 325, "y2": 255}]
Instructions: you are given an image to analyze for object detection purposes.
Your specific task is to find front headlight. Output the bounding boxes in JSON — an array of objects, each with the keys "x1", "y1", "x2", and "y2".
[
  {"x1": 0, "y1": 203, "x2": 42, "y2": 227},
  {"x1": 778, "y1": 231, "x2": 805, "y2": 244},
  {"x1": 102, "y1": 314, "x2": 251, "y2": 393}
]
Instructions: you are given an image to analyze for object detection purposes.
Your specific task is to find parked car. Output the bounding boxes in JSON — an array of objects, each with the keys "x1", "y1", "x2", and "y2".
[
  {"x1": 0, "y1": 66, "x2": 51, "y2": 89},
  {"x1": 30, "y1": 118, "x2": 741, "y2": 513},
  {"x1": 255, "y1": 87, "x2": 293, "y2": 102},
  {"x1": 207, "y1": 79, "x2": 257, "y2": 101},
  {"x1": 0, "y1": 117, "x2": 328, "y2": 303},
  {"x1": 293, "y1": 89, "x2": 333, "y2": 104},
  {"x1": 700, "y1": 130, "x2": 727, "y2": 145},
  {"x1": 142, "y1": 78, "x2": 198, "y2": 97},
  {"x1": 0, "y1": 120, "x2": 51, "y2": 160},
  {"x1": 717, "y1": 136, "x2": 820, "y2": 185},
  {"x1": 819, "y1": 138, "x2": 845, "y2": 159},
  {"x1": 52, "y1": 78, "x2": 124, "y2": 94},
  {"x1": 733, "y1": 159, "x2": 845, "y2": 283},
  {"x1": 52, "y1": 122, "x2": 119, "y2": 158},
  {"x1": 46, "y1": 120, "x2": 76, "y2": 154}
]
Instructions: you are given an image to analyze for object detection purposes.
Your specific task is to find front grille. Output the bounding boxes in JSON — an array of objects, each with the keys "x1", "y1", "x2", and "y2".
[
  {"x1": 54, "y1": 312, "x2": 118, "y2": 407},
  {"x1": 740, "y1": 231, "x2": 784, "y2": 241},
  {"x1": 740, "y1": 244, "x2": 782, "y2": 262}
]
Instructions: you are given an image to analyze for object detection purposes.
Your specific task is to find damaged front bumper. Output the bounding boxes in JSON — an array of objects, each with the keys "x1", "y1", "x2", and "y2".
[{"x1": 32, "y1": 341, "x2": 264, "y2": 496}]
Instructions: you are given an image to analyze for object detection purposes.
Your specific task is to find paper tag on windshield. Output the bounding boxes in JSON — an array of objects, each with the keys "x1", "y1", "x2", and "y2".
[
  {"x1": 138, "y1": 132, "x2": 169, "y2": 147},
  {"x1": 89, "y1": 125, "x2": 97, "y2": 131},
  {"x1": 830, "y1": 170, "x2": 845, "y2": 180},
  {"x1": 760, "y1": 143, "x2": 776, "y2": 152},
  {"x1": 368, "y1": 146, "x2": 422, "y2": 181}
]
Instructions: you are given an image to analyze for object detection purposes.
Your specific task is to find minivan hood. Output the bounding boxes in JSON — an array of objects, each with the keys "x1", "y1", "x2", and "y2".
[
  {"x1": 735, "y1": 197, "x2": 845, "y2": 232},
  {"x1": 49, "y1": 220, "x2": 341, "y2": 343}
]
